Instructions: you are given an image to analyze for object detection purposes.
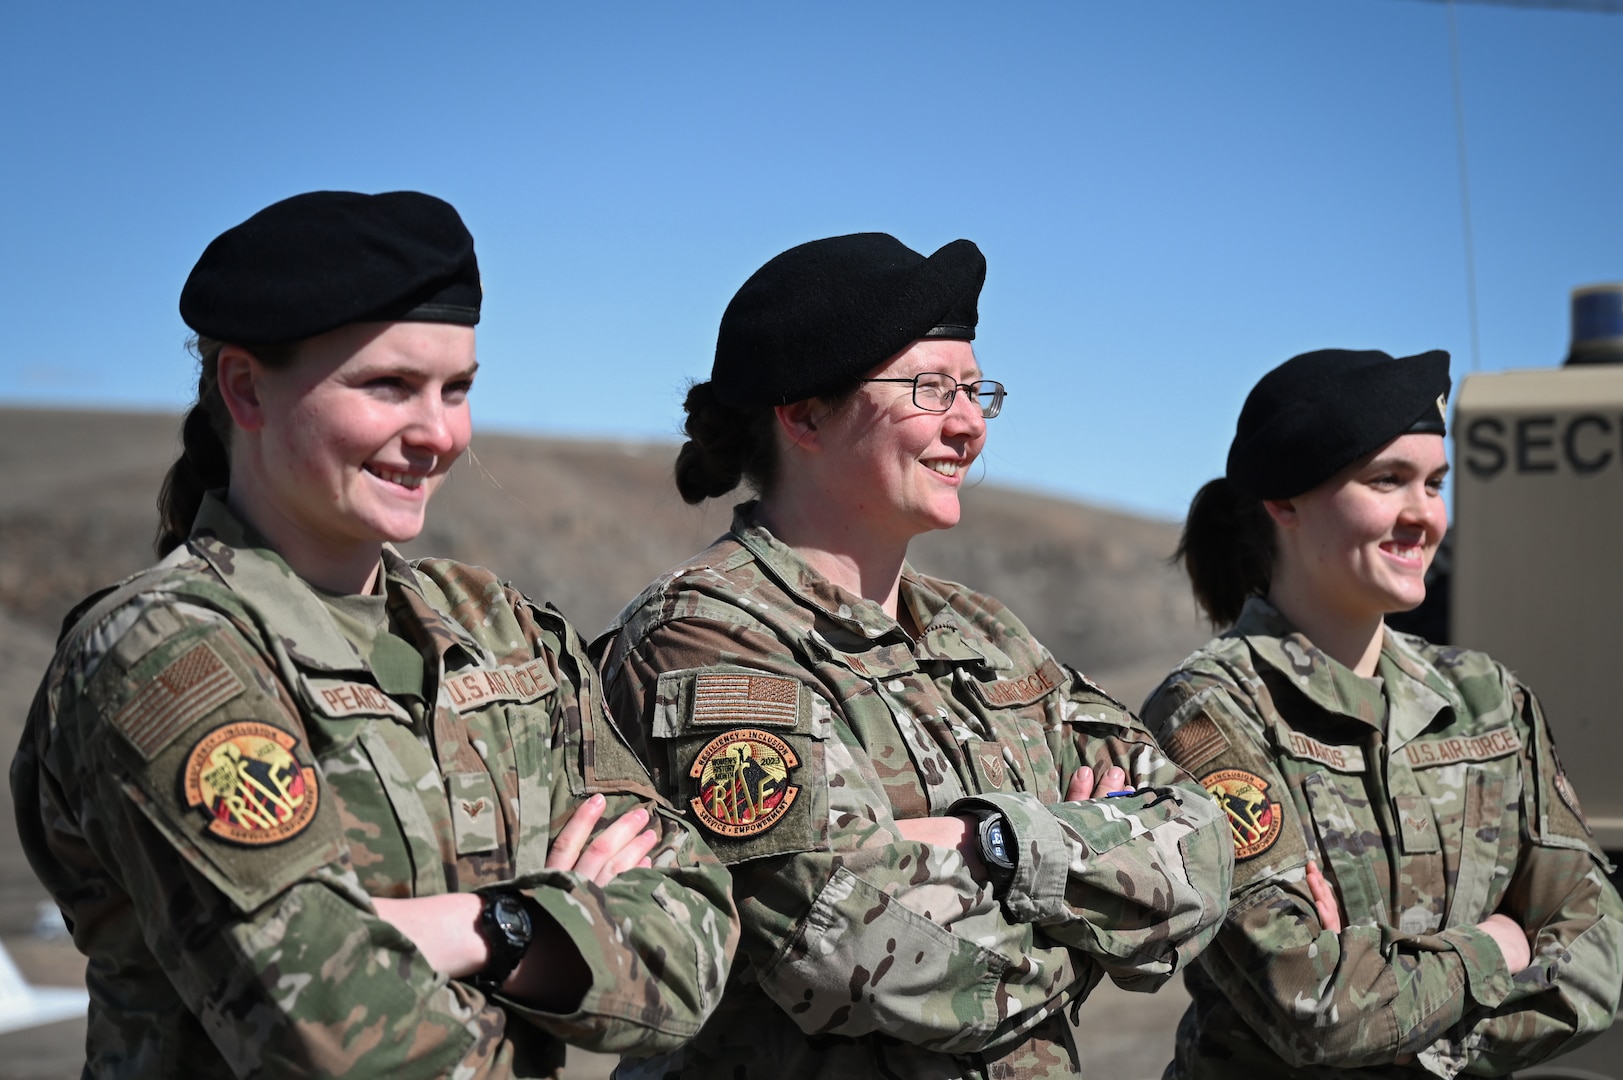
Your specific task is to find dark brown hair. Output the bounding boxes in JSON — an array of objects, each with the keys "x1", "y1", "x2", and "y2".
[
  {"x1": 672, "y1": 376, "x2": 865, "y2": 504},
  {"x1": 1174, "y1": 476, "x2": 1277, "y2": 627},
  {"x1": 154, "y1": 336, "x2": 297, "y2": 555}
]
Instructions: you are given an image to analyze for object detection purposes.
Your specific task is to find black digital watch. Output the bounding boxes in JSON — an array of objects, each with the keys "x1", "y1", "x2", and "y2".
[
  {"x1": 473, "y1": 887, "x2": 539, "y2": 995},
  {"x1": 962, "y1": 807, "x2": 1017, "y2": 894}
]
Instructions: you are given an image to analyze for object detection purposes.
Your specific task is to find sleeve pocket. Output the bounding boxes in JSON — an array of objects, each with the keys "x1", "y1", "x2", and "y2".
[{"x1": 759, "y1": 865, "x2": 1009, "y2": 1051}]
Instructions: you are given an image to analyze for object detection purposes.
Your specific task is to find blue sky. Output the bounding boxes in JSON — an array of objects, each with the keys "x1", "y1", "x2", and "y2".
[{"x1": 2, "y1": 1, "x2": 1618, "y2": 518}]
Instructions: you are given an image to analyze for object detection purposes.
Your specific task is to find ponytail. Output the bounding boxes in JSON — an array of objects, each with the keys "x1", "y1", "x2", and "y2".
[
  {"x1": 154, "y1": 337, "x2": 295, "y2": 555},
  {"x1": 673, "y1": 380, "x2": 778, "y2": 504},
  {"x1": 1174, "y1": 477, "x2": 1276, "y2": 628}
]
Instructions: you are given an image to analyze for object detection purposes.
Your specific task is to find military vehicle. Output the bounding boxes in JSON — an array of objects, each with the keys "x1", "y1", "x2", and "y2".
[{"x1": 1451, "y1": 283, "x2": 1623, "y2": 1079}]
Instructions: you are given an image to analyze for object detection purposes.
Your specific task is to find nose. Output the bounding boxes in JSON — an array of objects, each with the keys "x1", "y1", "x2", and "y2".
[
  {"x1": 1401, "y1": 479, "x2": 1447, "y2": 540},
  {"x1": 405, "y1": 394, "x2": 459, "y2": 458},
  {"x1": 944, "y1": 384, "x2": 988, "y2": 440}
]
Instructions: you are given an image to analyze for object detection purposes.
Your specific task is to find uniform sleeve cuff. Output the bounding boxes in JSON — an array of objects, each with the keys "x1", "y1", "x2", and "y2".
[
  {"x1": 949, "y1": 792, "x2": 1071, "y2": 923},
  {"x1": 1438, "y1": 924, "x2": 1514, "y2": 1009}
]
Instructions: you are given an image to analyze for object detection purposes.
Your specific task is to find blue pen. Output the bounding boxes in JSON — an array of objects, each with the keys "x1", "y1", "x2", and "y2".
[{"x1": 1105, "y1": 789, "x2": 1136, "y2": 797}]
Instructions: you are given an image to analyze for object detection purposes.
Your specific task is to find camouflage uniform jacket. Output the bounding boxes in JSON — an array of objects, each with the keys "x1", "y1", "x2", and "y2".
[
  {"x1": 1142, "y1": 596, "x2": 1623, "y2": 1079},
  {"x1": 592, "y1": 504, "x2": 1233, "y2": 1080},
  {"x1": 11, "y1": 494, "x2": 736, "y2": 1079}
]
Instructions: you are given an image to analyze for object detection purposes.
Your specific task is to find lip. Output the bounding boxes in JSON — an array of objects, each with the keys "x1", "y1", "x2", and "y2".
[
  {"x1": 364, "y1": 463, "x2": 432, "y2": 494},
  {"x1": 1377, "y1": 539, "x2": 1427, "y2": 569},
  {"x1": 921, "y1": 456, "x2": 972, "y2": 482}
]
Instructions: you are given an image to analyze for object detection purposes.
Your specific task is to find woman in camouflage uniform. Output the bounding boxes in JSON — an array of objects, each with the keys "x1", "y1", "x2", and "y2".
[
  {"x1": 593, "y1": 232, "x2": 1233, "y2": 1080},
  {"x1": 11, "y1": 191, "x2": 735, "y2": 1078},
  {"x1": 1143, "y1": 348, "x2": 1622, "y2": 1078}
]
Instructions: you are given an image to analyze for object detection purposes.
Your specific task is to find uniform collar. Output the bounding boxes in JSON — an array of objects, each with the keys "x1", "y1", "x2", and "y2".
[
  {"x1": 1235, "y1": 595, "x2": 1454, "y2": 744},
  {"x1": 728, "y1": 503, "x2": 1008, "y2": 668},
  {"x1": 188, "y1": 492, "x2": 428, "y2": 673}
]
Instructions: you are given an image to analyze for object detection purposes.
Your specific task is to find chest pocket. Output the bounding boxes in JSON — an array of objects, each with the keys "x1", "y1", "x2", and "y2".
[
  {"x1": 1301, "y1": 770, "x2": 1391, "y2": 928},
  {"x1": 653, "y1": 665, "x2": 828, "y2": 864},
  {"x1": 1446, "y1": 765, "x2": 1519, "y2": 927}
]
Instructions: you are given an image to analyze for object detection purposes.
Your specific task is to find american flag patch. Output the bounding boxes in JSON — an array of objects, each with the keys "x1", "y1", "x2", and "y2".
[
  {"x1": 1164, "y1": 714, "x2": 1228, "y2": 772},
  {"x1": 690, "y1": 672, "x2": 799, "y2": 727},
  {"x1": 113, "y1": 641, "x2": 246, "y2": 759}
]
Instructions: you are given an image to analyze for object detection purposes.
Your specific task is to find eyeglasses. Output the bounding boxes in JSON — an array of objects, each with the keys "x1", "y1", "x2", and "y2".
[{"x1": 859, "y1": 373, "x2": 1007, "y2": 418}]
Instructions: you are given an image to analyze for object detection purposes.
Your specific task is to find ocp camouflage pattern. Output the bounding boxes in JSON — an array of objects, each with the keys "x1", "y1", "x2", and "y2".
[
  {"x1": 11, "y1": 494, "x2": 736, "y2": 1078},
  {"x1": 1142, "y1": 595, "x2": 1623, "y2": 1079},
  {"x1": 593, "y1": 503, "x2": 1233, "y2": 1080}
]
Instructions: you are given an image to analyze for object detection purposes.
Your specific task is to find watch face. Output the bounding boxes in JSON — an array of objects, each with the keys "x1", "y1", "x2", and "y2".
[
  {"x1": 986, "y1": 820, "x2": 1009, "y2": 862},
  {"x1": 492, "y1": 895, "x2": 533, "y2": 941}
]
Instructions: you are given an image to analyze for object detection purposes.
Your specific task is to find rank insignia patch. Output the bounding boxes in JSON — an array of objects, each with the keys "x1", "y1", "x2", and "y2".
[
  {"x1": 1202, "y1": 768, "x2": 1283, "y2": 860},
  {"x1": 689, "y1": 728, "x2": 800, "y2": 838},
  {"x1": 183, "y1": 722, "x2": 319, "y2": 846}
]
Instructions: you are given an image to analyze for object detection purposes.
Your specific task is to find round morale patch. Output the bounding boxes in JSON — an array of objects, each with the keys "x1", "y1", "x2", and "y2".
[
  {"x1": 688, "y1": 728, "x2": 801, "y2": 838},
  {"x1": 183, "y1": 722, "x2": 320, "y2": 846},
  {"x1": 1202, "y1": 768, "x2": 1284, "y2": 861}
]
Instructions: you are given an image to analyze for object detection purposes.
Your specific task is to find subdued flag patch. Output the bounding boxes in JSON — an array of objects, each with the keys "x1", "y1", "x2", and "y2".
[
  {"x1": 1164, "y1": 714, "x2": 1229, "y2": 772},
  {"x1": 691, "y1": 672, "x2": 799, "y2": 727},
  {"x1": 114, "y1": 641, "x2": 246, "y2": 759}
]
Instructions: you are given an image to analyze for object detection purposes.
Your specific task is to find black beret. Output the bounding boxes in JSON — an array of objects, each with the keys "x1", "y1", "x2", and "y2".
[
  {"x1": 180, "y1": 190, "x2": 480, "y2": 344},
  {"x1": 1226, "y1": 348, "x2": 1452, "y2": 500},
  {"x1": 712, "y1": 232, "x2": 985, "y2": 407}
]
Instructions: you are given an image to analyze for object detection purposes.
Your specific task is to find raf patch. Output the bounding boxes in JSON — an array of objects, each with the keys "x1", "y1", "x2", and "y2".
[
  {"x1": 183, "y1": 722, "x2": 320, "y2": 846},
  {"x1": 1203, "y1": 768, "x2": 1284, "y2": 861},
  {"x1": 1403, "y1": 724, "x2": 1521, "y2": 768},
  {"x1": 970, "y1": 658, "x2": 1066, "y2": 709},
  {"x1": 114, "y1": 641, "x2": 246, "y2": 759},
  {"x1": 1163, "y1": 714, "x2": 1229, "y2": 772},
  {"x1": 690, "y1": 672, "x2": 800, "y2": 727},
  {"x1": 688, "y1": 728, "x2": 801, "y2": 838}
]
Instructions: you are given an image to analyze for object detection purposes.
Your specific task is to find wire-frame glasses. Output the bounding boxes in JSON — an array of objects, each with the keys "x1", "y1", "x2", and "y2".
[{"x1": 859, "y1": 372, "x2": 1007, "y2": 418}]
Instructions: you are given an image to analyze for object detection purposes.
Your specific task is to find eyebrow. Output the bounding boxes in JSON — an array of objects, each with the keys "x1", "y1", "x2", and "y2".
[{"x1": 1365, "y1": 454, "x2": 1450, "y2": 476}]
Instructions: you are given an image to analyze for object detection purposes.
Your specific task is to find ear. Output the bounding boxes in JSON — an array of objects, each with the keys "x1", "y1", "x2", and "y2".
[
  {"x1": 216, "y1": 345, "x2": 269, "y2": 432},
  {"x1": 773, "y1": 400, "x2": 824, "y2": 453},
  {"x1": 1262, "y1": 497, "x2": 1298, "y2": 530}
]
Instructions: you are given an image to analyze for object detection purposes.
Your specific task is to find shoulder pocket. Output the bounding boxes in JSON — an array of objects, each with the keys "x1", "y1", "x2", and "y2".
[
  {"x1": 98, "y1": 626, "x2": 345, "y2": 913},
  {"x1": 653, "y1": 666, "x2": 828, "y2": 864}
]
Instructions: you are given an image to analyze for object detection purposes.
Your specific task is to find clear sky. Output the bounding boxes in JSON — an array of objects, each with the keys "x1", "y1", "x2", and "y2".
[{"x1": 2, "y1": 1, "x2": 1618, "y2": 518}]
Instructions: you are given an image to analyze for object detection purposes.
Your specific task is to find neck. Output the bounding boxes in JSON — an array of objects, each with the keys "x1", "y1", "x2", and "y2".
[
  {"x1": 226, "y1": 485, "x2": 382, "y2": 596},
  {"x1": 1265, "y1": 572, "x2": 1385, "y2": 677},
  {"x1": 756, "y1": 494, "x2": 909, "y2": 618}
]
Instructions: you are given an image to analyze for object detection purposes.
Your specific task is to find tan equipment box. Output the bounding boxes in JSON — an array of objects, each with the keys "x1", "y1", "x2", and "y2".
[{"x1": 1452, "y1": 363, "x2": 1623, "y2": 853}]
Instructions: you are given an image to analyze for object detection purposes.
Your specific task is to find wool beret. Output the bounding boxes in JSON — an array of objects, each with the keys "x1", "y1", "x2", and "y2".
[
  {"x1": 1226, "y1": 348, "x2": 1452, "y2": 500},
  {"x1": 711, "y1": 232, "x2": 985, "y2": 407},
  {"x1": 180, "y1": 190, "x2": 480, "y2": 343}
]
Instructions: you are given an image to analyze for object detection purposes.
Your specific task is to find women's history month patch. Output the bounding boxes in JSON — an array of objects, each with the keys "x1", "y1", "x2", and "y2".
[
  {"x1": 183, "y1": 721, "x2": 320, "y2": 846},
  {"x1": 1202, "y1": 767, "x2": 1284, "y2": 860},
  {"x1": 689, "y1": 728, "x2": 800, "y2": 838}
]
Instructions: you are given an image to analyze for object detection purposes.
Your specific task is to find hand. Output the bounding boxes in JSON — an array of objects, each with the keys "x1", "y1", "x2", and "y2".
[
  {"x1": 894, "y1": 814, "x2": 987, "y2": 881},
  {"x1": 1477, "y1": 912, "x2": 1532, "y2": 974},
  {"x1": 546, "y1": 793, "x2": 660, "y2": 885},
  {"x1": 1305, "y1": 860, "x2": 1343, "y2": 933},
  {"x1": 1066, "y1": 763, "x2": 1128, "y2": 801}
]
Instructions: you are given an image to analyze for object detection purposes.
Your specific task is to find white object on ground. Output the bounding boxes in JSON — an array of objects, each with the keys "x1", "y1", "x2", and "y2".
[{"x1": 0, "y1": 938, "x2": 87, "y2": 1035}]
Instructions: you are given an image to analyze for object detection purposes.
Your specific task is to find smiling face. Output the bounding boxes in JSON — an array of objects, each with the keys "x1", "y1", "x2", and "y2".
[
  {"x1": 226, "y1": 320, "x2": 476, "y2": 575},
  {"x1": 1270, "y1": 433, "x2": 1450, "y2": 624},
  {"x1": 811, "y1": 338, "x2": 988, "y2": 545}
]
